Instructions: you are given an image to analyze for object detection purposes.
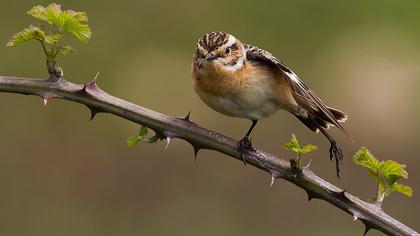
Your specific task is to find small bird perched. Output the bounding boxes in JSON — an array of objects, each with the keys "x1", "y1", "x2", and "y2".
[{"x1": 191, "y1": 32, "x2": 349, "y2": 177}]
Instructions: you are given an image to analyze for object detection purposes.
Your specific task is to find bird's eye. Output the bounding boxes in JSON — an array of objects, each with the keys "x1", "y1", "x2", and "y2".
[{"x1": 225, "y1": 47, "x2": 231, "y2": 55}]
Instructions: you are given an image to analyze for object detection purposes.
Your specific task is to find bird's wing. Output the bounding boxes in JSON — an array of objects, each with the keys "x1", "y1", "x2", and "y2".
[{"x1": 244, "y1": 44, "x2": 349, "y2": 136}]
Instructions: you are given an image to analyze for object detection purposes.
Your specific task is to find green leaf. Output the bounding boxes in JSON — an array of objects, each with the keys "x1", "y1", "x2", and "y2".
[
  {"x1": 380, "y1": 160, "x2": 408, "y2": 179},
  {"x1": 58, "y1": 12, "x2": 91, "y2": 42},
  {"x1": 66, "y1": 10, "x2": 88, "y2": 22},
  {"x1": 301, "y1": 144, "x2": 318, "y2": 154},
  {"x1": 27, "y1": 4, "x2": 64, "y2": 27},
  {"x1": 284, "y1": 134, "x2": 301, "y2": 153},
  {"x1": 127, "y1": 136, "x2": 139, "y2": 147},
  {"x1": 139, "y1": 126, "x2": 149, "y2": 138},
  {"x1": 44, "y1": 34, "x2": 63, "y2": 44},
  {"x1": 391, "y1": 183, "x2": 413, "y2": 197},
  {"x1": 353, "y1": 147, "x2": 413, "y2": 203},
  {"x1": 352, "y1": 147, "x2": 380, "y2": 171},
  {"x1": 60, "y1": 45, "x2": 75, "y2": 55},
  {"x1": 127, "y1": 126, "x2": 149, "y2": 147},
  {"x1": 7, "y1": 25, "x2": 46, "y2": 47},
  {"x1": 9, "y1": 3, "x2": 92, "y2": 73},
  {"x1": 378, "y1": 160, "x2": 408, "y2": 190},
  {"x1": 27, "y1": 3, "x2": 91, "y2": 42},
  {"x1": 27, "y1": 5, "x2": 45, "y2": 19},
  {"x1": 27, "y1": 4, "x2": 58, "y2": 23},
  {"x1": 367, "y1": 169, "x2": 378, "y2": 180}
]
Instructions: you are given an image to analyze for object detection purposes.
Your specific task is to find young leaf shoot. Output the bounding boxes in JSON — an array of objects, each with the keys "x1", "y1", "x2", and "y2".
[
  {"x1": 284, "y1": 134, "x2": 318, "y2": 171},
  {"x1": 7, "y1": 3, "x2": 91, "y2": 75},
  {"x1": 353, "y1": 147, "x2": 412, "y2": 206}
]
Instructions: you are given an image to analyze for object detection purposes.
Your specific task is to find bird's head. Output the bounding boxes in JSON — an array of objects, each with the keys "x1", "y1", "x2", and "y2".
[{"x1": 193, "y1": 32, "x2": 246, "y2": 74}]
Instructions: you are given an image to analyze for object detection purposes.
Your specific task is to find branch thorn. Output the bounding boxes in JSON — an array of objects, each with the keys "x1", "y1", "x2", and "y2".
[
  {"x1": 193, "y1": 146, "x2": 200, "y2": 161},
  {"x1": 305, "y1": 190, "x2": 316, "y2": 202},
  {"x1": 308, "y1": 195, "x2": 313, "y2": 201},
  {"x1": 41, "y1": 95, "x2": 54, "y2": 106},
  {"x1": 42, "y1": 97, "x2": 48, "y2": 106},
  {"x1": 270, "y1": 174, "x2": 276, "y2": 187},
  {"x1": 83, "y1": 72, "x2": 101, "y2": 92},
  {"x1": 165, "y1": 137, "x2": 171, "y2": 150},
  {"x1": 353, "y1": 214, "x2": 358, "y2": 222},
  {"x1": 184, "y1": 110, "x2": 191, "y2": 121},
  {"x1": 86, "y1": 79, "x2": 98, "y2": 90},
  {"x1": 331, "y1": 189, "x2": 350, "y2": 203},
  {"x1": 90, "y1": 109, "x2": 99, "y2": 121},
  {"x1": 361, "y1": 220, "x2": 374, "y2": 236},
  {"x1": 86, "y1": 106, "x2": 101, "y2": 121},
  {"x1": 93, "y1": 71, "x2": 101, "y2": 81}
]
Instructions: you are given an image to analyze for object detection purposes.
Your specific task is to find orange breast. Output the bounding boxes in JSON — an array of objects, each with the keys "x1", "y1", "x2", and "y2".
[
  {"x1": 193, "y1": 62, "x2": 254, "y2": 96},
  {"x1": 193, "y1": 61, "x2": 296, "y2": 107}
]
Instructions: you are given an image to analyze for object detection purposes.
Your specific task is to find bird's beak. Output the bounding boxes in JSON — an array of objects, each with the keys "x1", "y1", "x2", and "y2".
[{"x1": 205, "y1": 53, "x2": 218, "y2": 61}]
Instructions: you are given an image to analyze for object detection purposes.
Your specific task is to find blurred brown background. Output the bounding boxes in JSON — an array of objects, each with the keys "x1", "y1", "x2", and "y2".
[{"x1": 1, "y1": 0, "x2": 419, "y2": 235}]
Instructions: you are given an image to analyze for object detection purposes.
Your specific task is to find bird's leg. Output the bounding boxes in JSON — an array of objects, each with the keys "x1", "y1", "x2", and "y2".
[
  {"x1": 319, "y1": 128, "x2": 343, "y2": 178},
  {"x1": 238, "y1": 120, "x2": 258, "y2": 165}
]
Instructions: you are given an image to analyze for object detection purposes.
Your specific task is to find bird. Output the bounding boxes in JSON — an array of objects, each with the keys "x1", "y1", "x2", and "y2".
[{"x1": 191, "y1": 32, "x2": 350, "y2": 177}]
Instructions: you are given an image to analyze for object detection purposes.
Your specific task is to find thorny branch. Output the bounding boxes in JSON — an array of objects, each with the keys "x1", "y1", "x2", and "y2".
[{"x1": 0, "y1": 74, "x2": 418, "y2": 236}]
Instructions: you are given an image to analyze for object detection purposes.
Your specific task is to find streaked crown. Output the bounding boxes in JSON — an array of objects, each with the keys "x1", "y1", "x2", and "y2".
[{"x1": 198, "y1": 32, "x2": 231, "y2": 52}]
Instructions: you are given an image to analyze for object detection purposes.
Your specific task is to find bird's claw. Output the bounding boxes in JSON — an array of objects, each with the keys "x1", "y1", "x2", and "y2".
[
  {"x1": 329, "y1": 141, "x2": 344, "y2": 178},
  {"x1": 238, "y1": 136, "x2": 253, "y2": 165}
]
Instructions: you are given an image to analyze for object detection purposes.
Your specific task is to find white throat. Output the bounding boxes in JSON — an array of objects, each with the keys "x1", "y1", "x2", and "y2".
[{"x1": 218, "y1": 56, "x2": 245, "y2": 73}]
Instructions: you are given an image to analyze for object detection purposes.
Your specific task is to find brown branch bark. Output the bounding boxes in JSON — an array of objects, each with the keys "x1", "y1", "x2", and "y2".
[{"x1": 0, "y1": 74, "x2": 418, "y2": 236}]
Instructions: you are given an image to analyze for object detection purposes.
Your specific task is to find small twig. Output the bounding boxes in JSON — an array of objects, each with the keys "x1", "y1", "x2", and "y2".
[
  {"x1": 37, "y1": 39, "x2": 49, "y2": 58},
  {"x1": 0, "y1": 74, "x2": 417, "y2": 236},
  {"x1": 36, "y1": 39, "x2": 54, "y2": 73},
  {"x1": 376, "y1": 170, "x2": 383, "y2": 207}
]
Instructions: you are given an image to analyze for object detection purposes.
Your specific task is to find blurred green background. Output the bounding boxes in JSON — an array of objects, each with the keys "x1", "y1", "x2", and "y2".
[{"x1": 1, "y1": 0, "x2": 420, "y2": 235}]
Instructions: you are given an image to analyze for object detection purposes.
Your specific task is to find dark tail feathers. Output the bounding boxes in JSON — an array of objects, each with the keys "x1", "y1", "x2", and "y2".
[
  {"x1": 295, "y1": 107, "x2": 347, "y2": 133},
  {"x1": 328, "y1": 107, "x2": 347, "y2": 123}
]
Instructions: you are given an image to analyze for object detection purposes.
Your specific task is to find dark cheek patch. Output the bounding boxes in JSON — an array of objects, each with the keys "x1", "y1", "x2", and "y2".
[
  {"x1": 195, "y1": 61, "x2": 203, "y2": 69},
  {"x1": 228, "y1": 49, "x2": 244, "y2": 66},
  {"x1": 230, "y1": 43, "x2": 239, "y2": 51},
  {"x1": 229, "y1": 57, "x2": 239, "y2": 66},
  {"x1": 195, "y1": 50, "x2": 205, "y2": 59}
]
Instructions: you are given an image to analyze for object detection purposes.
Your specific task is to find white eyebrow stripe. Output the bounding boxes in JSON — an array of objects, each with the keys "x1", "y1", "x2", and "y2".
[
  {"x1": 196, "y1": 43, "x2": 207, "y2": 54},
  {"x1": 225, "y1": 35, "x2": 236, "y2": 47}
]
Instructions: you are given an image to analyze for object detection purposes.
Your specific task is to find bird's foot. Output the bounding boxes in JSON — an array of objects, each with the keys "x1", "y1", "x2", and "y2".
[
  {"x1": 329, "y1": 140, "x2": 344, "y2": 178},
  {"x1": 238, "y1": 136, "x2": 253, "y2": 165}
]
